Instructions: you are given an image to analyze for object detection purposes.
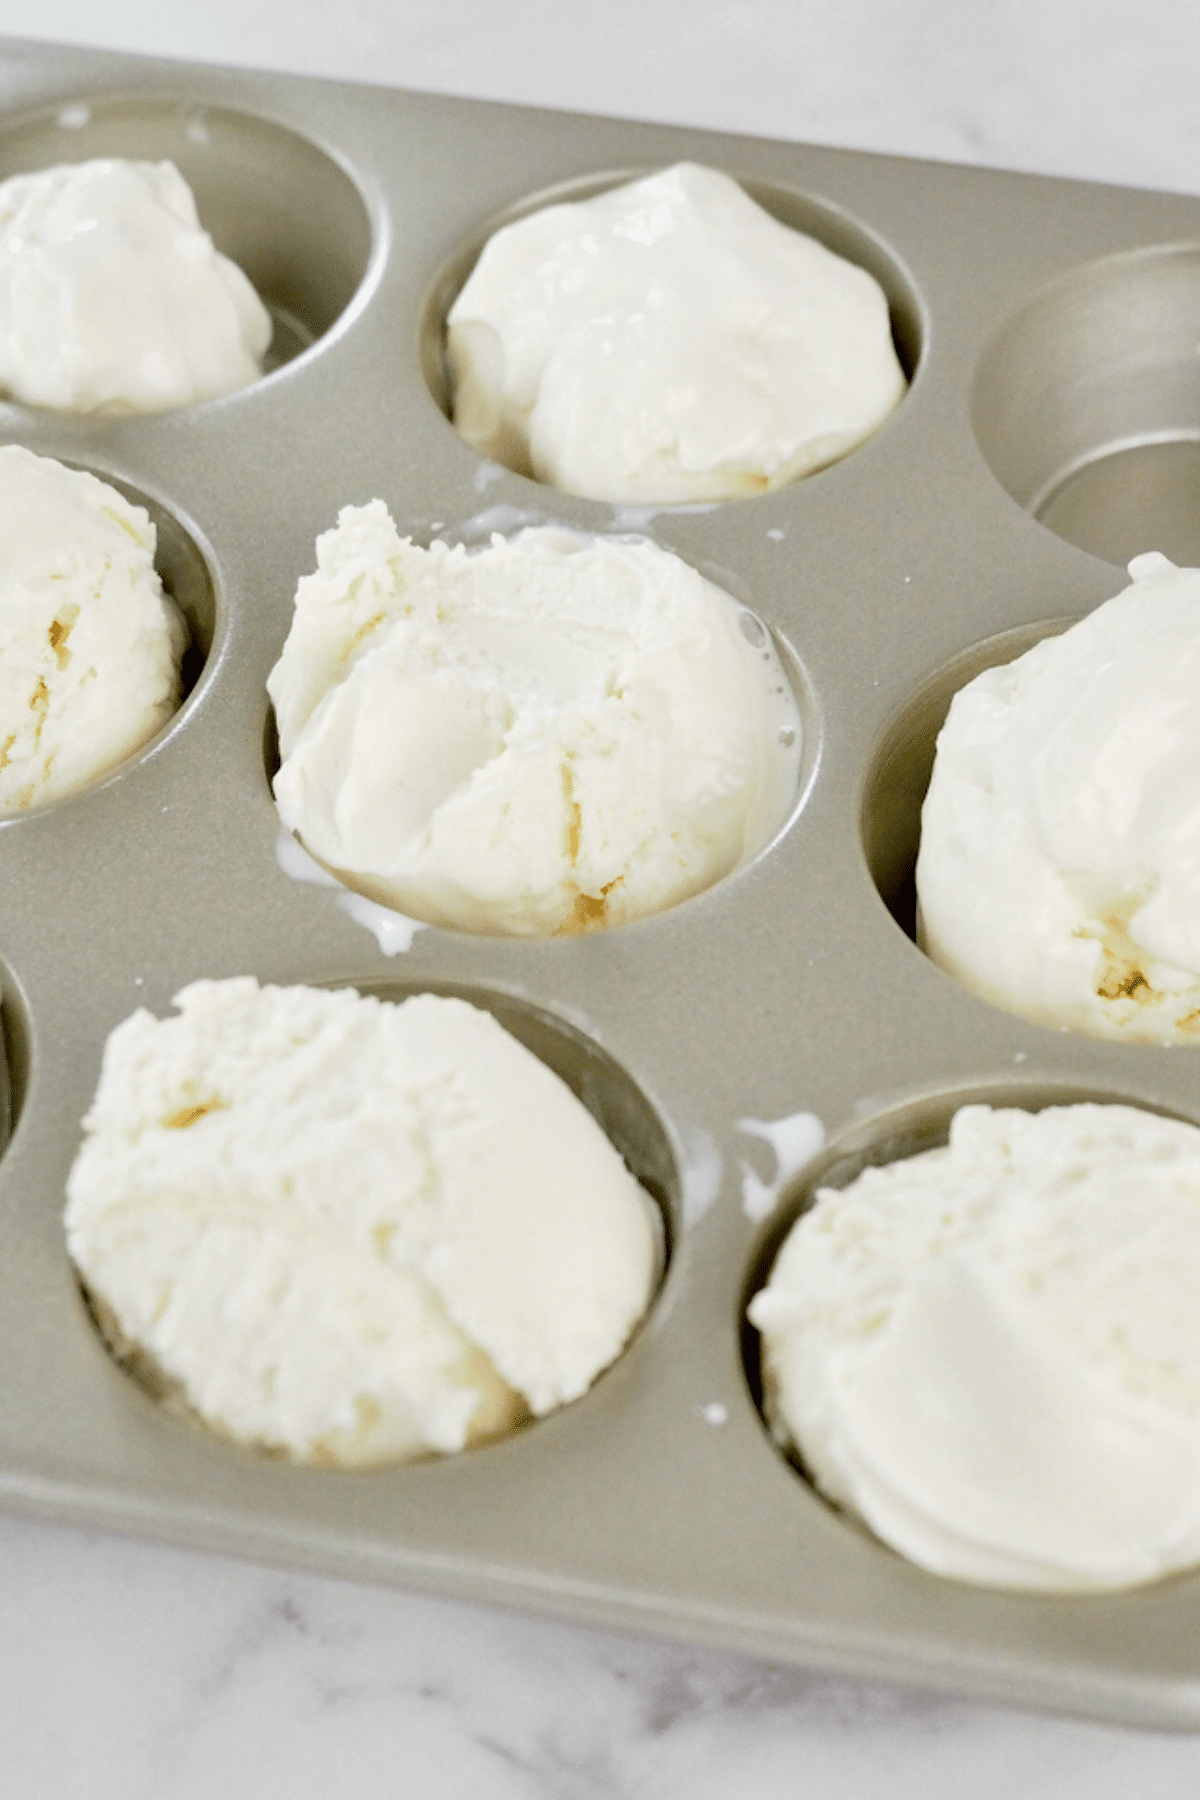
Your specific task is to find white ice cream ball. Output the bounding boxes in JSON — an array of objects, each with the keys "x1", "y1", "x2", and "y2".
[{"x1": 447, "y1": 162, "x2": 905, "y2": 504}]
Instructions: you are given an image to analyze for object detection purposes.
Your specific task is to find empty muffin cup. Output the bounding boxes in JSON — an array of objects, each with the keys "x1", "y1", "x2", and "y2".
[{"x1": 973, "y1": 245, "x2": 1200, "y2": 567}]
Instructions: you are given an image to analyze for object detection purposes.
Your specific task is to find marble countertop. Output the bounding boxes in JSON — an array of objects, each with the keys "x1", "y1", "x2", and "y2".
[{"x1": 3, "y1": 3, "x2": 1200, "y2": 1793}]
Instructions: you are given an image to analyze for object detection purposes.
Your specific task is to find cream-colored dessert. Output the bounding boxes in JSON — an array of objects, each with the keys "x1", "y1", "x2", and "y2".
[
  {"x1": 65, "y1": 978, "x2": 659, "y2": 1467},
  {"x1": 446, "y1": 161, "x2": 906, "y2": 504},
  {"x1": 916, "y1": 553, "x2": 1200, "y2": 1042},
  {"x1": 0, "y1": 157, "x2": 271, "y2": 412},
  {"x1": 750, "y1": 1102, "x2": 1200, "y2": 1593},
  {"x1": 268, "y1": 507, "x2": 800, "y2": 936},
  {"x1": 0, "y1": 445, "x2": 185, "y2": 811}
]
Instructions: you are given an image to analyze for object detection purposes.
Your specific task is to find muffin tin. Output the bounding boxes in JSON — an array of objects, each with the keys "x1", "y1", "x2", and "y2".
[{"x1": 2, "y1": 31, "x2": 1200, "y2": 1729}]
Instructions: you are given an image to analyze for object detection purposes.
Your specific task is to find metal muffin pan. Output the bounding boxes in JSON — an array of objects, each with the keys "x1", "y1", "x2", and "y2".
[{"x1": 2, "y1": 32, "x2": 1200, "y2": 1730}]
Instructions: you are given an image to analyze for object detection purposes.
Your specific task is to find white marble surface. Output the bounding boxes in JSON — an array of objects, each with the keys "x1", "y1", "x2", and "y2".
[{"x1": 3, "y1": 2, "x2": 1200, "y2": 1792}]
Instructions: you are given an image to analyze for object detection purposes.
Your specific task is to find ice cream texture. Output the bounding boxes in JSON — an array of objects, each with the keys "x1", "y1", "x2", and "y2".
[
  {"x1": 268, "y1": 507, "x2": 800, "y2": 936},
  {"x1": 446, "y1": 161, "x2": 906, "y2": 503},
  {"x1": 0, "y1": 157, "x2": 271, "y2": 412},
  {"x1": 65, "y1": 978, "x2": 659, "y2": 1467},
  {"x1": 750, "y1": 1102, "x2": 1200, "y2": 1593},
  {"x1": 0, "y1": 445, "x2": 185, "y2": 811},
  {"x1": 916, "y1": 553, "x2": 1200, "y2": 1042}
]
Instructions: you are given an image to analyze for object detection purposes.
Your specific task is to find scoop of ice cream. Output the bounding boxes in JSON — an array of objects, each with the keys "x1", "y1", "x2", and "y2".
[
  {"x1": 916, "y1": 554, "x2": 1200, "y2": 1042},
  {"x1": 749, "y1": 1102, "x2": 1200, "y2": 1593},
  {"x1": 0, "y1": 157, "x2": 272, "y2": 412},
  {"x1": 446, "y1": 161, "x2": 906, "y2": 504},
  {"x1": 65, "y1": 978, "x2": 659, "y2": 1466},
  {"x1": 0, "y1": 445, "x2": 186, "y2": 811},
  {"x1": 268, "y1": 506, "x2": 800, "y2": 936}
]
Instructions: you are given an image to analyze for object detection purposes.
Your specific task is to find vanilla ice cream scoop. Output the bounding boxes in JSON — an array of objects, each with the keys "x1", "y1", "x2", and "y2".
[
  {"x1": 446, "y1": 161, "x2": 906, "y2": 504},
  {"x1": 749, "y1": 1102, "x2": 1200, "y2": 1593},
  {"x1": 0, "y1": 445, "x2": 186, "y2": 811},
  {"x1": 916, "y1": 553, "x2": 1200, "y2": 1042},
  {"x1": 268, "y1": 507, "x2": 800, "y2": 936},
  {"x1": 0, "y1": 157, "x2": 272, "y2": 412},
  {"x1": 65, "y1": 978, "x2": 659, "y2": 1466}
]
